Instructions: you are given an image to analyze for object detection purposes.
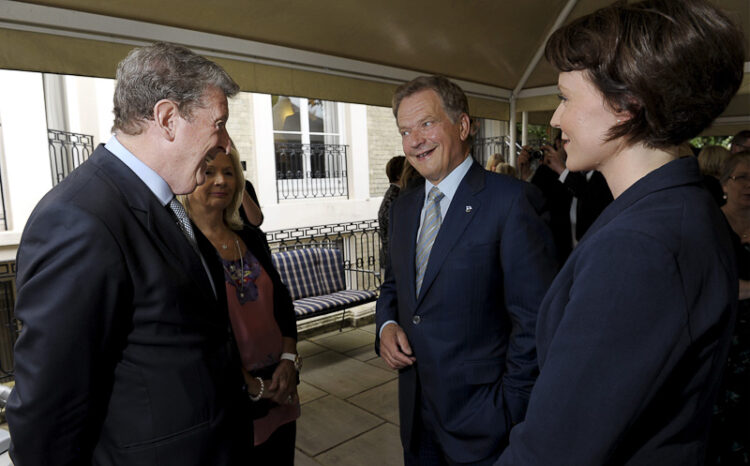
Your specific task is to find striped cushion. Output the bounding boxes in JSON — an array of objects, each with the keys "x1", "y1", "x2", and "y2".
[
  {"x1": 293, "y1": 290, "x2": 378, "y2": 318},
  {"x1": 314, "y1": 248, "x2": 346, "y2": 294},
  {"x1": 272, "y1": 249, "x2": 325, "y2": 300}
]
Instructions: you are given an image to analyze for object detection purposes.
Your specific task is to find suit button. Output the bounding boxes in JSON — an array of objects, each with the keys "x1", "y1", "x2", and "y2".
[{"x1": 412, "y1": 315, "x2": 421, "y2": 325}]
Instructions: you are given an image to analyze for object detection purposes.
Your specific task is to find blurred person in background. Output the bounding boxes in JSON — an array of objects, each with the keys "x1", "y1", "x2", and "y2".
[
  {"x1": 378, "y1": 155, "x2": 406, "y2": 270},
  {"x1": 698, "y1": 144, "x2": 731, "y2": 206}
]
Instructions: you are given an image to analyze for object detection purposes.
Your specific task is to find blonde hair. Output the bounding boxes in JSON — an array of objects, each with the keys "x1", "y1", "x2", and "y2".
[
  {"x1": 485, "y1": 153, "x2": 504, "y2": 172},
  {"x1": 179, "y1": 141, "x2": 245, "y2": 230},
  {"x1": 493, "y1": 162, "x2": 516, "y2": 177},
  {"x1": 698, "y1": 145, "x2": 731, "y2": 178}
]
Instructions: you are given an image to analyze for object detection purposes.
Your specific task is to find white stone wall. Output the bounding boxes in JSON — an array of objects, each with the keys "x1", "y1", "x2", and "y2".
[
  {"x1": 226, "y1": 92, "x2": 257, "y2": 188},
  {"x1": 0, "y1": 70, "x2": 53, "y2": 259},
  {"x1": 366, "y1": 106, "x2": 401, "y2": 198}
]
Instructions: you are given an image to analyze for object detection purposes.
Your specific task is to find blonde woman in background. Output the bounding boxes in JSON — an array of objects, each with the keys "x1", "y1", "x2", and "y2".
[{"x1": 699, "y1": 145, "x2": 731, "y2": 205}]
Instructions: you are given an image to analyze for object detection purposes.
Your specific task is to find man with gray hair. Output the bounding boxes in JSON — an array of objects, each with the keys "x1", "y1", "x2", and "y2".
[{"x1": 7, "y1": 42, "x2": 253, "y2": 464}]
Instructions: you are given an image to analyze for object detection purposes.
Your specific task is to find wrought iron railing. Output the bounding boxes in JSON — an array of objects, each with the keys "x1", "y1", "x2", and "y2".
[
  {"x1": 0, "y1": 262, "x2": 18, "y2": 382},
  {"x1": 0, "y1": 159, "x2": 7, "y2": 232},
  {"x1": 265, "y1": 220, "x2": 380, "y2": 292},
  {"x1": 48, "y1": 129, "x2": 94, "y2": 186},
  {"x1": 274, "y1": 142, "x2": 348, "y2": 200},
  {"x1": 473, "y1": 136, "x2": 548, "y2": 169}
]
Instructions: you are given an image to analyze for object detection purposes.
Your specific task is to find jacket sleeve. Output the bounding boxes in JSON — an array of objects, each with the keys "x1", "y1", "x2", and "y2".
[
  {"x1": 7, "y1": 203, "x2": 130, "y2": 465},
  {"x1": 499, "y1": 183, "x2": 558, "y2": 426},
  {"x1": 374, "y1": 198, "x2": 400, "y2": 355}
]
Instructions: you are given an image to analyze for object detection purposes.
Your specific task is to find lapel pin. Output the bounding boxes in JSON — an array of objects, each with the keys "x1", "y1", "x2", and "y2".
[{"x1": 465, "y1": 205, "x2": 473, "y2": 213}]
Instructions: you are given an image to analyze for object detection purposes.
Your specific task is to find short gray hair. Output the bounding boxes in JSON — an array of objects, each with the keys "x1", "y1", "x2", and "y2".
[{"x1": 112, "y1": 42, "x2": 239, "y2": 135}]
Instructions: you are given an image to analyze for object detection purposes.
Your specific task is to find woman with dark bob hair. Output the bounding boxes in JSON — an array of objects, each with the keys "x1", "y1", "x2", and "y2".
[{"x1": 497, "y1": 1, "x2": 744, "y2": 464}]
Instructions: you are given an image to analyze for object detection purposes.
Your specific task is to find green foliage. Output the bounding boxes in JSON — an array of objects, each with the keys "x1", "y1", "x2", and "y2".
[{"x1": 689, "y1": 136, "x2": 733, "y2": 149}]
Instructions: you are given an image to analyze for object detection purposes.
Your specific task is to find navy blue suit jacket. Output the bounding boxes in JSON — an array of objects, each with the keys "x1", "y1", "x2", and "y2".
[
  {"x1": 376, "y1": 161, "x2": 557, "y2": 463},
  {"x1": 8, "y1": 146, "x2": 253, "y2": 465},
  {"x1": 498, "y1": 157, "x2": 738, "y2": 465}
]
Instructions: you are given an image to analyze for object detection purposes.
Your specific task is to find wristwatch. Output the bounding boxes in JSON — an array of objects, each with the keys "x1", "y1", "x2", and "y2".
[{"x1": 280, "y1": 352, "x2": 302, "y2": 371}]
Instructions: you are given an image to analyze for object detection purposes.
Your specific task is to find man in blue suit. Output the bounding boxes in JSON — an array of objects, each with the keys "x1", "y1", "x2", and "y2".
[{"x1": 376, "y1": 75, "x2": 557, "y2": 465}]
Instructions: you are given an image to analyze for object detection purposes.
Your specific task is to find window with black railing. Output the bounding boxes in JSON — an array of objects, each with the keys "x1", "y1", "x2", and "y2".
[
  {"x1": 275, "y1": 142, "x2": 349, "y2": 200},
  {"x1": 48, "y1": 129, "x2": 94, "y2": 186}
]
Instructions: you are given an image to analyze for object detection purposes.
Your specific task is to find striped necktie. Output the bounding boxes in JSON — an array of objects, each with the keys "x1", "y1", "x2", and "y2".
[{"x1": 415, "y1": 186, "x2": 445, "y2": 295}]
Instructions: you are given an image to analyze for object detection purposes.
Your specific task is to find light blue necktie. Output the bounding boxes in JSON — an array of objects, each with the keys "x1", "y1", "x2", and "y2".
[{"x1": 415, "y1": 187, "x2": 444, "y2": 295}]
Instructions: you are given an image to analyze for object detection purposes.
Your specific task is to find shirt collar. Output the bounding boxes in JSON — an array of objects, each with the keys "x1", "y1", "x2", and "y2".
[
  {"x1": 423, "y1": 154, "x2": 473, "y2": 202},
  {"x1": 105, "y1": 135, "x2": 174, "y2": 206}
]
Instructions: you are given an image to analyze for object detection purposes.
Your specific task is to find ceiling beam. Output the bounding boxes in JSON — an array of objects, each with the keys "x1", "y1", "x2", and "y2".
[{"x1": 0, "y1": 0, "x2": 512, "y2": 101}]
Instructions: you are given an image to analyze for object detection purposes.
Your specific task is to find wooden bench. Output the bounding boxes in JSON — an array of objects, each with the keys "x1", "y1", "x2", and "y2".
[{"x1": 272, "y1": 247, "x2": 379, "y2": 321}]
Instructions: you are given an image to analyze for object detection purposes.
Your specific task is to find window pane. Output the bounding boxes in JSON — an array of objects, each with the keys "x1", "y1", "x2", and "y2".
[
  {"x1": 308, "y1": 99, "x2": 338, "y2": 135},
  {"x1": 272, "y1": 96, "x2": 301, "y2": 132},
  {"x1": 274, "y1": 132, "x2": 302, "y2": 143}
]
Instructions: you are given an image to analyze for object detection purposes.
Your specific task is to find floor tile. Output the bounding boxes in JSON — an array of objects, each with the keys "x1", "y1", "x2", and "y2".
[
  {"x1": 295, "y1": 448, "x2": 320, "y2": 466},
  {"x1": 315, "y1": 423, "x2": 404, "y2": 466},
  {"x1": 301, "y1": 351, "x2": 396, "y2": 398},
  {"x1": 312, "y1": 329, "x2": 375, "y2": 353},
  {"x1": 358, "y1": 323, "x2": 376, "y2": 334},
  {"x1": 298, "y1": 380, "x2": 327, "y2": 404},
  {"x1": 298, "y1": 339, "x2": 328, "y2": 358},
  {"x1": 347, "y1": 379, "x2": 400, "y2": 425},
  {"x1": 344, "y1": 343, "x2": 378, "y2": 362},
  {"x1": 309, "y1": 328, "x2": 353, "y2": 341},
  {"x1": 366, "y1": 355, "x2": 397, "y2": 373},
  {"x1": 296, "y1": 395, "x2": 382, "y2": 457}
]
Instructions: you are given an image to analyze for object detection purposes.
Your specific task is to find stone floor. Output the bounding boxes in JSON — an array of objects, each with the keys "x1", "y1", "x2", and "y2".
[
  {"x1": 0, "y1": 322, "x2": 404, "y2": 466},
  {"x1": 295, "y1": 323, "x2": 404, "y2": 465}
]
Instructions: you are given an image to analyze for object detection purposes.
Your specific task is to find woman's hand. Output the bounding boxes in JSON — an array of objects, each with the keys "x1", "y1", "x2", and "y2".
[{"x1": 267, "y1": 359, "x2": 298, "y2": 405}]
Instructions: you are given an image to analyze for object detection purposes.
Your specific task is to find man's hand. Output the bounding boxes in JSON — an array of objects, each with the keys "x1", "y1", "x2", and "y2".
[
  {"x1": 379, "y1": 323, "x2": 416, "y2": 369},
  {"x1": 543, "y1": 144, "x2": 567, "y2": 175}
]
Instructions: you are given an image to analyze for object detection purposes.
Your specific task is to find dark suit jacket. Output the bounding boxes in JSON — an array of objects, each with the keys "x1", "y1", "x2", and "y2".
[
  {"x1": 498, "y1": 157, "x2": 738, "y2": 465},
  {"x1": 530, "y1": 165, "x2": 612, "y2": 263},
  {"x1": 7, "y1": 146, "x2": 253, "y2": 465},
  {"x1": 376, "y1": 161, "x2": 557, "y2": 463}
]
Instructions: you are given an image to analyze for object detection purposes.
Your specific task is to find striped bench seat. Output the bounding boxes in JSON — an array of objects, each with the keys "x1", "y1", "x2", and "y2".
[{"x1": 272, "y1": 247, "x2": 378, "y2": 320}]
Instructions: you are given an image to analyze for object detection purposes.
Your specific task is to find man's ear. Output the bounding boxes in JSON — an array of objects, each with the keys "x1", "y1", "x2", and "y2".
[
  {"x1": 458, "y1": 113, "x2": 471, "y2": 141},
  {"x1": 153, "y1": 99, "x2": 179, "y2": 141}
]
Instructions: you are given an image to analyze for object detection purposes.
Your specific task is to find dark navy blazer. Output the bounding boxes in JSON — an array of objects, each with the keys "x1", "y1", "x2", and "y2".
[
  {"x1": 8, "y1": 146, "x2": 253, "y2": 465},
  {"x1": 498, "y1": 157, "x2": 738, "y2": 465},
  {"x1": 376, "y1": 161, "x2": 557, "y2": 463}
]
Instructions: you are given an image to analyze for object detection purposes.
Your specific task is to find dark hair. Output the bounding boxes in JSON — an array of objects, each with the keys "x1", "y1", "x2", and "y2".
[
  {"x1": 399, "y1": 160, "x2": 425, "y2": 190},
  {"x1": 392, "y1": 75, "x2": 469, "y2": 123},
  {"x1": 113, "y1": 42, "x2": 239, "y2": 135},
  {"x1": 720, "y1": 151, "x2": 750, "y2": 185},
  {"x1": 385, "y1": 156, "x2": 406, "y2": 183},
  {"x1": 731, "y1": 130, "x2": 750, "y2": 154},
  {"x1": 545, "y1": 0, "x2": 745, "y2": 149}
]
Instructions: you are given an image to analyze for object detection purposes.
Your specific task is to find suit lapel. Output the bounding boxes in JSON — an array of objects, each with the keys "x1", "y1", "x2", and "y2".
[
  {"x1": 417, "y1": 162, "x2": 484, "y2": 305},
  {"x1": 91, "y1": 146, "x2": 218, "y2": 302}
]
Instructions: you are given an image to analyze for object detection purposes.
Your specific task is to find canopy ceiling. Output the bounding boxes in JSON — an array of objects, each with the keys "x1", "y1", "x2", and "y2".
[{"x1": 1, "y1": 0, "x2": 748, "y2": 132}]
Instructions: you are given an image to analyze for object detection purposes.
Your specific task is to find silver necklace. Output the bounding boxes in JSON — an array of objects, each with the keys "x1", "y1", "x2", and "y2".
[{"x1": 233, "y1": 239, "x2": 245, "y2": 299}]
